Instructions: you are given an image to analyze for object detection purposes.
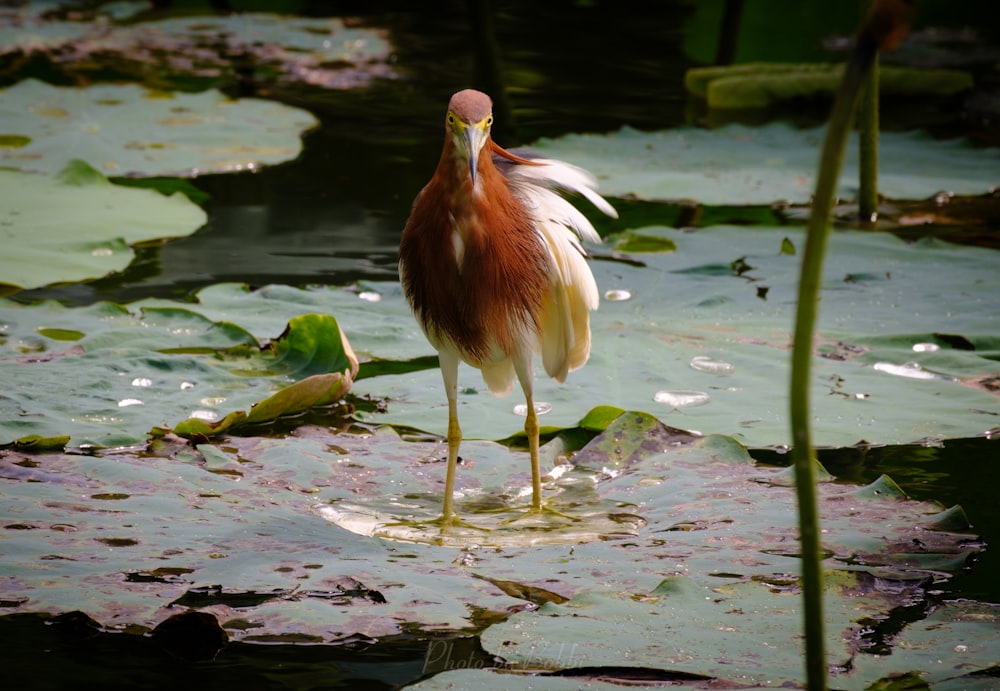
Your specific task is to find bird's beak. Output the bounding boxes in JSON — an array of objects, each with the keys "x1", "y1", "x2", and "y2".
[{"x1": 464, "y1": 123, "x2": 489, "y2": 188}]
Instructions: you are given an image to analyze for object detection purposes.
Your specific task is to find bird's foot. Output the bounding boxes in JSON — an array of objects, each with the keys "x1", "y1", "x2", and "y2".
[
  {"x1": 499, "y1": 503, "x2": 579, "y2": 527},
  {"x1": 422, "y1": 513, "x2": 488, "y2": 535}
]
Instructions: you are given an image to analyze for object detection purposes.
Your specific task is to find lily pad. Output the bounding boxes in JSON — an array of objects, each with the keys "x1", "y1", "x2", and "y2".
[
  {"x1": 0, "y1": 7, "x2": 395, "y2": 90},
  {"x1": 0, "y1": 79, "x2": 318, "y2": 177},
  {"x1": 349, "y1": 225, "x2": 1000, "y2": 448},
  {"x1": 471, "y1": 576, "x2": 999, "y2": 688},
  {"x1": 99, "y1": 13, "x2": 395, "y2": 88},
  {"x1": 0, "y1": 12, "x2": 91, "y2": 55},
  {"x1": 685, "y1": 62, "x2": 973, "y2": 109},
  {"x1": 0, "y1": 162, "x2": 207, "y2": 292},
  {"x1": 0, "y1": 298, "x2": 356, "y2": 447},
  {"x1": 531, "y1": 123, "x2": 1000, "y2": 204},
  {"x1": 3, "y1": 226, "x2": 997, "y2": 449},
  {"x1": 0, "y1": 411, "x2": 982, "y2": 683}
]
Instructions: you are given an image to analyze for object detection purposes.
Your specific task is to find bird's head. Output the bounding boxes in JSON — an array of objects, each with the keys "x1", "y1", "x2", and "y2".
[{"x1": 445, "y1": 89, "x2": 494, "y2": 188}]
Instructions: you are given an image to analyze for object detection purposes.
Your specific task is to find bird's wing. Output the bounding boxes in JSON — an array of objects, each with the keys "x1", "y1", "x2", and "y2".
[
  {"x1": 495, "y1": 149, "x2": 616, "y2": 381},
  {"x1": 493, "y1": 148, "x2": 618, "y2": 238},
  {"x1": 534, "y1": 215, "x2": 598, "y2": 381}
]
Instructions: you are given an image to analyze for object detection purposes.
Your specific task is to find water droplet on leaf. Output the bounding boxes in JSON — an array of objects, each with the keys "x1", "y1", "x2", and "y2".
[
  {"x1": 513, "y1": 402, "x2": 552, "y2": 416},
  {"x1": 689, "y1": 355, "x2": 734, "y2": 375},
  {"x1": 604, "y1": 289, "x2": 632, "y2": 301},
  {"x1": 653, "y1": 390, "x2": 710, "y2": 409}
]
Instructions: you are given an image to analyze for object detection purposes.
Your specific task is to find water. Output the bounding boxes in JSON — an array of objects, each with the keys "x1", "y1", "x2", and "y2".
[{"x1": 3, "y1": 1, "x2": 999, "y2": 688}]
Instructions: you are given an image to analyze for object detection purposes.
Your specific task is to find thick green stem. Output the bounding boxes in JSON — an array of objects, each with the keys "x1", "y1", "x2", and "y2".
[
  {"x1": 791, "y1": 30, "x2": 878, "y2": 691},
  {"x1": 858, "y1": 56, "x2": 880, "y2": 222}
]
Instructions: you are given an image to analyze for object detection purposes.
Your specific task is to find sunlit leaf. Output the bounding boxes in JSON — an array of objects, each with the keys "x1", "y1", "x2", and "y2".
[
  {"x1": 0, "y1": 79, "x2": 318, "y2": 177},
  {"x1": 0, "y1": 298, "x2": 355, "y2": 447},
  {"x1": 269, "y1": 313, "x2": 359, "y2": 379},
  {"x1": 473, "y1": 573, "x2": 998, "y2": 687},
  {"x1": 0, "y1": 163, "x2": 206, "y2": 292},
  {"x1": 2, "y1": 226, "x2": 996, "y2": 449},
  {"x1": 532, "y1": 124, "x2": 1000, "y2": 204},
  {"x1": 3, "y1": 434, "x2": 70, "y2": 451},
  {"x1": 350, "y1": 226, "x2": 1000, "y2": 448}
]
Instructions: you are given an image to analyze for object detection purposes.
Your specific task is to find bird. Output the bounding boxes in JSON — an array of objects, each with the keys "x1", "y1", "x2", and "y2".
[{"x1": 398, "y1": 89, "x2": 616, "y2": 525}]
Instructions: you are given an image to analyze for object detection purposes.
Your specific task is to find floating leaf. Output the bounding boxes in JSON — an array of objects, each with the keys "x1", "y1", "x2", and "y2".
[
  {"x1": 609, "y1": 230, "x2": 677, "y2": 253},
  {"x1": 472, "y1": 574, "x2": 998, "y2": 687},
  {"x1": 350, "y1": 226, "x2": 1000, "y2": 448},
  {"x1": 532, "y1": 124, "x2": 1000, "y2": 204},
  {"x1": 0, "y1": 297, "x2": 355, "y2": 447},
  {"x1": 0, "y1": 79, "x2": 318, "y2": 177},
  {"x1": 0, "y1": 411, "x2": 982, "y2": 680},
  {"x1": 685, "y1": 62, "x2": 973, "y2": 109},
  {"x1": 269, "y1": 313, "x2": 359, "y2": 379},
  {"x1": 0, "y1": 10, "x2": 394, "y2": 90},
  {"x1": 3, "y1": 226, "x2": 997, "y2": 448},
  {"x1": 0, "y1": 163, "x2": 206, "y2": 292}
]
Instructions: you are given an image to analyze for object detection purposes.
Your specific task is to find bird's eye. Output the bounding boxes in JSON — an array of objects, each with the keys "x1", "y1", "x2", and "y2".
[
  {"x1": 447, "y1": 113, "x2": 456, "y2": 125},
  {"x1": 485, "y1": 116, "x2": 494, "y2": 127}
]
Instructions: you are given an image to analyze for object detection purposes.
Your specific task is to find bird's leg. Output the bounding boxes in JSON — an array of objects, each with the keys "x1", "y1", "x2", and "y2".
[
  {"x1": 439, "y1": 349, "x2": 461, "y2": 526},
  {"x1": 526, "y1": 402, "x2": 542, "y2": 512},
  {"x1": 513, "y1": 352, "x2": 542, "y2": 512}
]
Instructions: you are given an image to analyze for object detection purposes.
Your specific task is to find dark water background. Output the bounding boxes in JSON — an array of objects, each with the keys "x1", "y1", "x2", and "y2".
[{"x1": 3, "y1": 1, "x2": 999, "y2": 688}]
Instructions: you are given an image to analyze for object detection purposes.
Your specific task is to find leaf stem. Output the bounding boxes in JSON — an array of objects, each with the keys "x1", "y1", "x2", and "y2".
[
  {"x1": 790, "y1": 8, "x2": 886, "y2": 690},
  {"x1": 858, "y1": 50, "x2": 880, "y2": 223}
]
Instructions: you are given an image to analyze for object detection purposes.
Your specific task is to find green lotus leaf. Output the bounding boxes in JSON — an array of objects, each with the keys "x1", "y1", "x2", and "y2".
[
  {"x1": 3, "y1": 226, "x2": 997, "y2": 449},
  {"x1": 0, "y1": 79, "x2": 318, "y2": 177},
  {"x1": 243, "y1": 373, "x2": 352, "y2": 425},
  {"x1": 173, "y1": 410, "x2": 249, "y2": 438},
  {"x1": 471, "y1": 575, "x2": 999, "y2": 687},
  {"x1": 270, "y1": 313, "x2": 359, "y2": 379},
  {"x1": 0, "y1": 163, "x2": 206, "y2": 292},
  {"x1": 532, "y1": 124, "x2": 1000, "y2": 204},
  {"x1": 349, "y1": 226, "x2": 1000, "y2": 449},
  {"x1": 0, "y1": 297, "x2": 355, "y2": 447},
  {"x1": 4, "y1": 434, "x2": 71, "y2": 451}
]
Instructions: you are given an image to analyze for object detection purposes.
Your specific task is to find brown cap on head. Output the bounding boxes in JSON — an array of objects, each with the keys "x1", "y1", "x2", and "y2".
[{"x1": 448, "y1": 89, "x2": 493, "y2": 123}]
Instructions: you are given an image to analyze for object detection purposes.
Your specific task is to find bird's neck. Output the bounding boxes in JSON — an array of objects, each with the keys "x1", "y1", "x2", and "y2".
[{"x1": 439, "y1": 139, "x2": 486, "y2": 203}]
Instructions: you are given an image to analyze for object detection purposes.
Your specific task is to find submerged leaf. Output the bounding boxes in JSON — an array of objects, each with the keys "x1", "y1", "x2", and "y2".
[{"x1": 610, "y1": 231, "x2": 677, "y2": 253}]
